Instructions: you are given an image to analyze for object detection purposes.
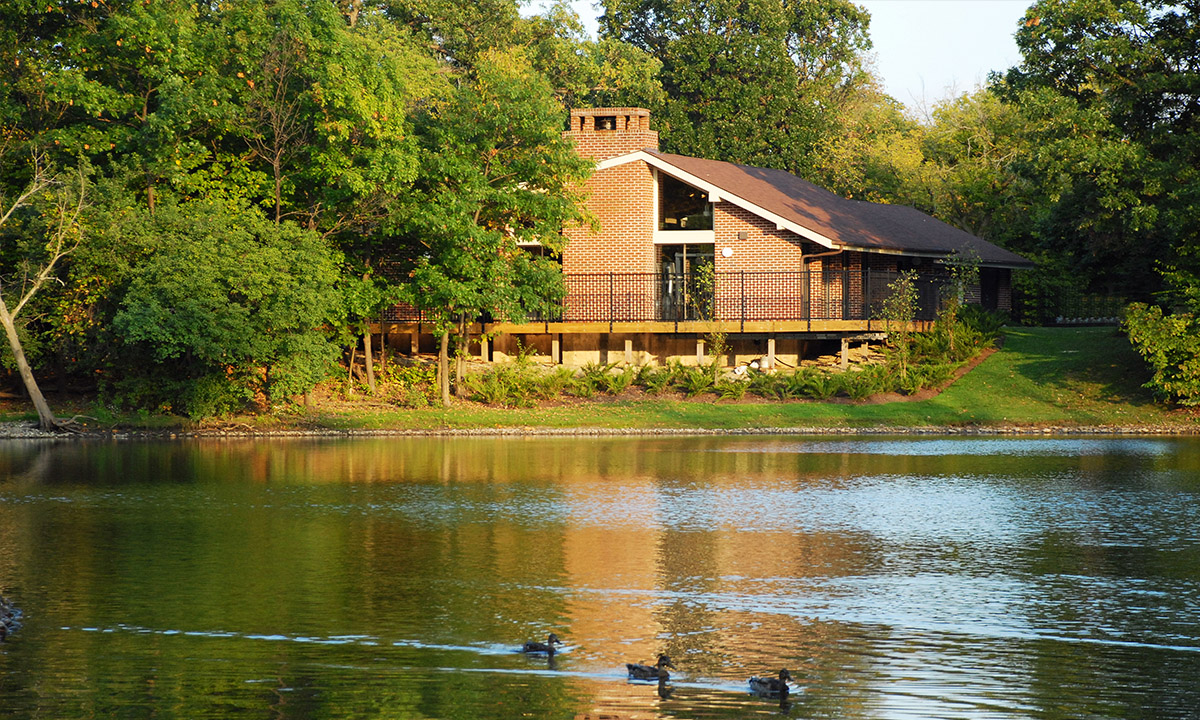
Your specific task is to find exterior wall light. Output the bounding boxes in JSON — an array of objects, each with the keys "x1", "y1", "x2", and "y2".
[{"x1": 721, "y1": 247, "x2": 733, "y2": 257}]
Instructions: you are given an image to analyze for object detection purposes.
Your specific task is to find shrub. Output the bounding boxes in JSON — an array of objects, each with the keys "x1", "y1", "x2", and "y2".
[
  {"x1": 897, "y1": 365, "x2": 929, "y2": 395},
  {"x1": 778, "y1": 369, "x2": 811, "y2": 399},
  {"x1": 781, "y1": 367, "x2": 840, "y2": 400},
  {"x1": 601, "y1": 365, "x2": 637, "y2": 394},
  {"x1": 576, "y1": 362, "x2": 616, "y2": 396},
  {"x1": 843, "y1": 364, "x2": 889, "y2": 400},
  {"x1": 959, "y1": 304, "x2": 1007, "y2": 339},
  {"x1": 716, "y1": 377, "x2": 748, "y2": 400},
  {"x1": 380, "y1": 362, "x2": 438, "y2": 407},
  {"x1": 674, "y1": 364, "x2": 716, "y2": 397},
  {"x1": 461, "y1": 351, "x2": 573, "y2": 407},
  {"x1": 539, "y1": 367, "x2": 576, "y2": 398},
  {"x1": 636, "y1": 364, "x2": 673, "y2": 395},
  {"x1": 111, "y1": 199, "x2": 342, "y2": 416},
  {"x1": 747, "y1": 371, "x2": 783, "y2": 399},
  {"x1": 463, "y1": 366, "x2": 515, "y2": 405},
  {"x1": 1123, "y1": 303, "x2": 1200, "y2": 405}
]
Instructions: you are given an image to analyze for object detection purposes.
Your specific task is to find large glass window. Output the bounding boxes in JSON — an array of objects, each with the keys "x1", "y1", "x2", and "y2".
[{"x1": 659, "y1": 174, "x2": 713, "y2": 230}]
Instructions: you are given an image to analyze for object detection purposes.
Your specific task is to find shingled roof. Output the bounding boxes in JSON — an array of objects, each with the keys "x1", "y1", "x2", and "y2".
[{"x1": 614, "y1": 150, "x2": 1033, "y2": 269}]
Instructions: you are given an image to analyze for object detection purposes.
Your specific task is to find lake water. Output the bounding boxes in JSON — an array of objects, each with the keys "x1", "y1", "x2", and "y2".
[{"x1": 2, "y1": 435, "x2": 1200, "y2": 719}]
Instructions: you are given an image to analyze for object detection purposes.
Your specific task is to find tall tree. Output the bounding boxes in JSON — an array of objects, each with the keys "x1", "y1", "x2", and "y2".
[
  {"x1": 217, "y1": 0, "x2": 439, "y2": 237},
  {"x1": 393, "y1": 48, "x2": 591, "y2": 404},
  {"x1": 600, "y1": 0, "x2": 872, "y2": 176},
  {"x1": 0, "y1": 156, "x2": 87, "y2": 430},
  {"x1": 111, "y1": 199, "x2": 342, "y2": 418},
  {"x1": 1005, "y1": 0, "x2": 1200, "y2": 302}
]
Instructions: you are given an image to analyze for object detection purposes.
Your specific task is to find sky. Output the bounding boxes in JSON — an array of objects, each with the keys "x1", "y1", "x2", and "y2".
[
  {"x1": 526, "y1": 0, "x2": 1032, "y2": 114},
  {"x1": 856, "y1": 0, "x2": 1029, "y2": 113}
]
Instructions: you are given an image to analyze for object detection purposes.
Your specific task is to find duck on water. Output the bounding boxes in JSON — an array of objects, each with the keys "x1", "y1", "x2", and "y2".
[
  {"x1": 521, "y1": 633, "x2": 562, "y2": 655},
  {"x1": 1, "y1": 596, "x2": 21, "y2": 642},
  {"x1": 626, "y1": 654, "x2": 676, "y2": 681},
  {"x1": 749, "y1": 668, "x2": 793, "y2": 697}
]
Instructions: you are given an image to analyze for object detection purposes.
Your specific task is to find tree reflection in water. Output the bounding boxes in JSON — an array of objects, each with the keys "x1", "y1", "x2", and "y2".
[{"x1": 2, "y1": 436, "x2": 1200, "y2": 718}]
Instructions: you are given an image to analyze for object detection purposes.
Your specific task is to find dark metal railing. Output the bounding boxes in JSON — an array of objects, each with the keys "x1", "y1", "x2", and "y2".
[{"x1": 384, "y1": 270, "x2": 950, "y2": 325}]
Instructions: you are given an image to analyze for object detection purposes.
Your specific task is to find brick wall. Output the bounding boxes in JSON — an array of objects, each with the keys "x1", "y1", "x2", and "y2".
[
  {"x1": 563, "y1": 108, "x2": 659, "y2": 161},
  {"x1": 561, "y1": 108, "x2": 660, "y2": 319},
  {"x1": 712, "y1": 203, "x2": 809, "y2": 320},
  {"x1": 558, "y1": 107, "x2": 1006, "y2": 323}
]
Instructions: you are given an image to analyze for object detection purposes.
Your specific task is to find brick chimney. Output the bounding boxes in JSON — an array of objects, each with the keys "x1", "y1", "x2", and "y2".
[{"x1": 564, "y1": 107, "x2": 659, "y2": 161}]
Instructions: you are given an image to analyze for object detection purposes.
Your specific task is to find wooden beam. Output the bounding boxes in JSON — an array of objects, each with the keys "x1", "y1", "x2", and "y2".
[{"x1": 377, "y1": 319, "x2": 933, "y2": 336}]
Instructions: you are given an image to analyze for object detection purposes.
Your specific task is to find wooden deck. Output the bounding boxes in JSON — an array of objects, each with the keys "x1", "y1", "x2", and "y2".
[{"x1": 371, "y1": 319, "x2": 933, "y2": 336}]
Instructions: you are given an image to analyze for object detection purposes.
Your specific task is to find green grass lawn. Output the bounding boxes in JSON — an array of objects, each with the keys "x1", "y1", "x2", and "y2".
[
  {"x1": 7, "y1": 326, "x2": 1196, "y2": 432},
  {"x1": 296, "y1": 326, "x2": 1195, "y2": 431}
]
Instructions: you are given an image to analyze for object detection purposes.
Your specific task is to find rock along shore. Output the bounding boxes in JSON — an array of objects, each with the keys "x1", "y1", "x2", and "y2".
[{"x1": 1, "y1": 420, "x2": 1196, "y2": 441}]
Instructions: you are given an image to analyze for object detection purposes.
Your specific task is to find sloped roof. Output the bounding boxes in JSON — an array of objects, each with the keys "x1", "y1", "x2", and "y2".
[{"x1": 621, "y1": 150, "x2": 1033, "y2": 269}]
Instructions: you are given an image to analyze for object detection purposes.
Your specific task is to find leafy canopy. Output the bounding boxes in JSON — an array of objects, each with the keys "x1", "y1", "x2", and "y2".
[{"x1": 395, "y1": 47, "x2": 592, "y2": 331}]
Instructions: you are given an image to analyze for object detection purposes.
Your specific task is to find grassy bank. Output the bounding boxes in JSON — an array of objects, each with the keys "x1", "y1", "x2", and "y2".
[{"x1": 4, "y1": 326, "x2": 1197, "y2": 433}]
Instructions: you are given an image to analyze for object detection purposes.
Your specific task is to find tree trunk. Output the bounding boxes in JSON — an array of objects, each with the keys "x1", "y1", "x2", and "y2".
[
  {"x1": 347, "y1": 343, "x2": 357, "y2": 394},
  {"x1": 363, "y1": 330, "x2": 377, "y2": 395},
  {"x1": 273, "y1": 159, "x2": 283, "y2": 224},
  {"x1": 0, "y1": 301, "x2": 57, "y2": 430},
  {"x1": 454, "y1": 315, "x2": 467, "y2": 398},
  {"x1": 379, "y1": 322, "x2": 387, "y2": 369},
  {"x1": 438, "y1": 330, "x2": 451, "y2": 406}
]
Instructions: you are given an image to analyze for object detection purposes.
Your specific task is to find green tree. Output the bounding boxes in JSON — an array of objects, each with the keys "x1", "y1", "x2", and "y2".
[
  {"x1": 384, "y1": 0, "x2": 523, "y2": 67},
  {"x1": 216, "y1": 0, "x2": 439, "y2": 234},
  {"x1": 880, "y1": 270, "x2": 918, "y2": 382},
  {"x1": 808, "y1": 81, "x2": 929, "y2": 204},
  {"x1": 1123, "y1": 302, "x2": 1200, "y2": 406},
  {"x1": 112, "y1": 200, "x2": 342, "y2": 417},
  {"x1": 938, "y1": 249, "x2": 981, "y2": 357},
  {"x1": 393, "y1": 48, "x2": 591, "y2": 404},
  {"x1": 1005, "y1": 0, "x2": 1198, "y2": 300},
  {"x1": 601, "y1": 0, "x2": 872, "y2": 176},
  {"x1": 519, "y1": 3, "x2": 666, "y2": 109},
  {"x1": 10, "y1": 0, "x2": 225, "y2": 213},
  {"x1": 0, "y1": 155, "x2": 87, "y2": 430}
]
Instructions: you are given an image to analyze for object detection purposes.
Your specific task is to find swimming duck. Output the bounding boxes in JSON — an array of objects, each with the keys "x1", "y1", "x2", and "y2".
[
  {"x1": 627, "y1": 654, "x2": 675, "y2": 680},
  {"x1": 748, "y1": 668, "x2": 792, "y2": 696},
  {"x1": 521, "y1": 633, "x2": 562, "y2": 654},
  {"x1": 0, "y1": 596, "x2": 19, "y2": 642}
]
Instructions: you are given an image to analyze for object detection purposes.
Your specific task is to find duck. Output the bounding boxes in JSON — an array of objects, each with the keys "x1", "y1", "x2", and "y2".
[
  {"x1": 748, "y1": 668, "x2": 792, "y2": 697},
  {"x1": 627, "y1": 654, "x2": 675, "y2": 680},
  {"x1": 521, "y1": 633, "x2": 562, "y2": 654},
  {"x1": 0, "y1": 596, "x2": 18, "y2": 642}
]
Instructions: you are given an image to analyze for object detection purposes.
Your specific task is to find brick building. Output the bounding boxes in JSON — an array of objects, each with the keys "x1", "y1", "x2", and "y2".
[{"x1": 387, "y1": 107, "x2": 1032, "y2": 368}]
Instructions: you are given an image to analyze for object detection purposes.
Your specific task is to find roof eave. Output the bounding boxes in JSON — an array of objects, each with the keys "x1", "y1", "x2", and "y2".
[
  {"x1": 596, "y1": 152, "x2": 1035, "y2": 270},
  {"x1": 596, "y1": 151, "x2": 840, "y2": 250}
]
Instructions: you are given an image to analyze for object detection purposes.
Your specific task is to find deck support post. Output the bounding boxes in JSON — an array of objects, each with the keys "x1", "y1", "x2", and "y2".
[
  {"x1": 410, "y1": 330, "x2": 419, "y2": 356},
  {"x1": 767, "y1": 337, "x2": 776, "y2": 369},
  {"x1": 481, "y1": 335, "x2": 489, "y2": 362},
  {"x1": 552, "y1": 335, "x2": 561, "y2": 364},
  {"x1": 840, "y1": 337, "x2": 849, "y2": 369},
  {"x1": 696, "y1": 338, "x2": 705, "y2": 365},
  {"x1": 625, "y1": 338, "x2": 633, "y2": 365}
]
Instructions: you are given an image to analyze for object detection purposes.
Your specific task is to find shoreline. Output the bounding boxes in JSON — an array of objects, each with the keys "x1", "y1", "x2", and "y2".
[{"x1": 2, "y1": 420, "x2": 1197, "y2": 441}]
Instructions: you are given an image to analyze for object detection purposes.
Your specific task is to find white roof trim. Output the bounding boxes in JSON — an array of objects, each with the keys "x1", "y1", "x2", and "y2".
[{"x1": 596, "y1": 151, "x2": 840, "y2": 250}]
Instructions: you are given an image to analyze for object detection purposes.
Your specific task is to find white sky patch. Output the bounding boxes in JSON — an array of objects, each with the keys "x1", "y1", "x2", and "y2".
[{"x1": 523, "y1": 0, "x2": 1031, "y2": 114}]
